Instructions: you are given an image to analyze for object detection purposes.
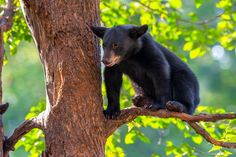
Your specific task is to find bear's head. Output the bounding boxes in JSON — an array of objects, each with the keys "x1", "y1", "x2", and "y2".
[{"x1": 91, "y1": 25, "x2": 148, "y2": 67}]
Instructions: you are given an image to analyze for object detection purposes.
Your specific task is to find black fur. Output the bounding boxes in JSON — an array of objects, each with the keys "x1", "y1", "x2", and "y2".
[{"x1": 91, "y1": 25, "x2": 200, "y2": 119}]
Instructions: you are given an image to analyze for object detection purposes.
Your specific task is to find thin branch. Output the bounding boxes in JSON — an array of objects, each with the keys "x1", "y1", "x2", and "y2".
[
  {"x1": 189, "y1": 122, "x2": 236, "y2": 148},
  {"x1": 0, "y1": 0, "x2": 14, "y2": 32},
  {"x1": 3, "y1": 114, "x2": 44, "y2": 157},
  {"x1": 178, "y1": 11, "x2": 225, "y2": 25},
  {"x1": 132, "y1": 0, "x2": 225, "y2": 26},
  {"x1": 105, "y1": 107, "x2": 236, "y2": 148}
]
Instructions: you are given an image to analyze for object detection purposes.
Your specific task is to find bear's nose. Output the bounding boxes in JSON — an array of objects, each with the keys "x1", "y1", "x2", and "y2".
[{"x1": 102, "y1": 58, "x2": 111, "y2": 65}]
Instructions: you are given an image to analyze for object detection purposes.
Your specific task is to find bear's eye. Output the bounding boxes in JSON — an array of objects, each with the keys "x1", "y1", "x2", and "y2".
[{"x1": 112, "y1": 43, "x2": 119, "y2": 50}]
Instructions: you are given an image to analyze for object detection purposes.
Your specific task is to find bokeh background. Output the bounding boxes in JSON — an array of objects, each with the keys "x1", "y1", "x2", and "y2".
[{"x1": 2, "y1": 0, "x2": 236, "y2": 156}]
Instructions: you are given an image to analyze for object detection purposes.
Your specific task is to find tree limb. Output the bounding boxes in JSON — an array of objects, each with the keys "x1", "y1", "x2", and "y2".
[
  {"x1": 105, "y1": 107, "x2": 236, "y2": 148},
  {"x1": 0, "y1": 0, "x2": 14, "y2": 32},
  {"x1": 189, "y1": 122, "x2": 236, "y2": 148},
  {"x1": 3, "y1": 114, "x2": 44, "y2": 157}
]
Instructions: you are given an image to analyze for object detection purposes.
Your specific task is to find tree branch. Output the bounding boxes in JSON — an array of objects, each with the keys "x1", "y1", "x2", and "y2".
[
  {"x1": 105, "y1": 107, "x2": 236, "y2": 148},
  {"x1": 189, "y1": 122, "x2": 236, "y2": 148},
  {"x1": 3, "y1": 114, "x2": 44, "y2": 157},
  {"x1": 0, "y1": 0, "x2": 14, "y2": 32},
  {"x1": 131, "y1": 0, "x2": 225, "y2": 26}
]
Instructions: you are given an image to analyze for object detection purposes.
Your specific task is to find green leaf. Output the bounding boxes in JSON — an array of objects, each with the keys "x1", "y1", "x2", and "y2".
[
  {"x1": 192, "y1": 135, "x2": 203, "y2": 144},
  {"x1": 15, "y1": 100, "x2": 46, "y2": 157},
  {"x1": 183, "y1": 42, "x2": 194, "y2": 51},
  {"x1": 138, "y1": 132, "x2": 151, "y2": 144},
  {"x1": 232, "y1": 13, "x2": 236, "y2": 22},
  {"x1": 125, "y1": 131, "x2": 136, "y2": 144},
  {"x1": 209, "y1": 145, "x2": 222, "y2": 153},
  {"x1": 166, "y1": 141, "x2": 174, "y2": 155},
  {"x1": 189, "y1": 12, "x2": 198, "y2": 22},
  {"x1": 169, "y1": 0, "x2": 182, "y2": 9},
  {"x1": 127, "y1": 123, "x2": 134, "y2": 132},
  {"x1": 189, "y1": 47, "x2": 201, "y2": 59},
  {"x1": 194, "y1": 0, "x2": 203, "y2": 8}
]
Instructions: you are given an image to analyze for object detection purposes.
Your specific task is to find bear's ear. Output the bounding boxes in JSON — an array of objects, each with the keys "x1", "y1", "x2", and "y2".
[
  {"x1": 129, "y1": 24, "x2": 148, "y2": 39},
  {"x1": 90, "y1": 26, "x2": 107, "y2": 38}
]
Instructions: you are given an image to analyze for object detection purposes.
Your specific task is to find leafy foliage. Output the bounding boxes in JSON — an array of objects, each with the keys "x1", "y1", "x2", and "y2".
[
  {"x1": 101, "y1": 0, "x2": 236, "y2": 61},
  {"x1": 15, "y1": 100, "x2": 45, "y2": 157},
  {"x1": 1, "y1": 0, "x2": 31, "y2": 63},
  {"x1": 105, "y1": 79, "x2": 236, "y2": 157},
  {"x1": 100, "y1": 0, "x2": 236, "y2": 156}
]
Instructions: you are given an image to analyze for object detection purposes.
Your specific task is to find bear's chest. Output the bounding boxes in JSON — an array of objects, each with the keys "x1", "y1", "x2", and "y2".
[
  {"x1": 119, "y1": 60, "x2": 154, "y2": 95},
  {"x1": 120, "y1": 60, "x2": 146, "y2": 80}
]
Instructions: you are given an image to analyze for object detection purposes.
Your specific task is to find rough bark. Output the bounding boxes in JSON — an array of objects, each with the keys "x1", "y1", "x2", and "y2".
[
  {"x1": 20, "y1": 0, "x2": 105, "y2": 156},
  {"x1": 0, "y1": 27, "x2": 4, "y2": 157},
  {"x1": 0, "y1": 0, "x2": 14, "y2": 156}
]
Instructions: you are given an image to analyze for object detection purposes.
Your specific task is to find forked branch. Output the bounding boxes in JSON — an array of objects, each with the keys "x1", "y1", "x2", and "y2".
[
  {"x1": 3, "y1": 114, "x2": 44, "y2": 157},
  {"x1": 105, "y1": 107, "x2": 236, "y2": 148}
]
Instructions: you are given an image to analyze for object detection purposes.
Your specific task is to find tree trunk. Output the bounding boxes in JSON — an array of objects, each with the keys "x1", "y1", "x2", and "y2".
[
  {"x1": 20, "y1": 0, "x2": 106, "y2": 156},
  {"x1": 0, "y1": 28, "x2": 4, "y2": 157}
]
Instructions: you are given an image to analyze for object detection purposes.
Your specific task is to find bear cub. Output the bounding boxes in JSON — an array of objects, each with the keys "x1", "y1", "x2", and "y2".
[{"x1": 91, "y1": 24, "x2": 200, "y2": 119}]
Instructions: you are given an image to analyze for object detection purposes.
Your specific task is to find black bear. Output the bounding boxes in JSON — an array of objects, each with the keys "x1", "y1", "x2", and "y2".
[{"x1": 91, "y1": 24, "x2": 200, "y2": 119}]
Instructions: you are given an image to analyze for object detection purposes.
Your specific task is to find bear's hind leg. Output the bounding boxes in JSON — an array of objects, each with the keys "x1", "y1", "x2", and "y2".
[
  {"x1": 166, "y1": 101, "x2": 187, "y2": 113},
  {"x1": 171, "y1": 72, "x2": 197, "y2": 115}
]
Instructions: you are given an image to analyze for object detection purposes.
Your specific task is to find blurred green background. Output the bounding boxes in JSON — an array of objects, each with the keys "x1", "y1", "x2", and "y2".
[{"x1": 1, "y1": 0, "x2": 236, "y2": 156}]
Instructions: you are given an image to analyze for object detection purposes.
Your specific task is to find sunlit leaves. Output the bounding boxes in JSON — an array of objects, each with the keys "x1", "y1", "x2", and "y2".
[
  {"x1": 3, "y1": 0, "x2": 31, "y2": 62},
  {"x1": 210, "y1": 145, "x2": 233, "y2": 157},
  {"x1": 125, "y1": 130, "x2": 136, "y2": 144},
  {"x1": 190, "y1": 47, "x2": 202, "y2": 59},
  {"x1": 216, "y1": 0, "x2": 232, "y2": 9},
  {"x1": 0, "y1": 0, "x2": 5, "y2": 5},
  {"x1": 15, "y1": 129, "x2": 45, "y2": 157},
  {"x1": 107, "y1": 73, "x2": 236, "y2": 156},
  {"x1": 25, "y1": 100, "x2": 46, "y2": 119},
  {"x1": 101, "y1": 0, "x2": 236, "y2": 61},
  {"x1": 5, "y1": 0, "x2": 236, "y2": 156},
  {"x1": 140, "y1": 13, "x2": 152, "y2": 25},
  {"x1": 232, "y1": 13, "x2": 236, "y2": 22},
  {"x1": 166, "y1": 141, "x2": 197, "y2": 157},
  {"x1": 191, "y1": 134, "x2": 203, "y2": 144},
  {"x1": 194, "y1": 0, "x2": 203, "y2": 9},
  {"x1": 138, "y1": 131, "x2": 151, "y2": 144},
  {"x1": 106, "y1": 133, "x2": 125, "y2": 157},
  {"x1": 189, "y1": 12, "x2": 198, "y2": 22},
  {"x1": 15, "y1": 100, "x2": 45, "y2": 157},
  {"x1": 169, "y1": 0, "x2": 182, "y2": 9},
  {"x1": 125, "y1": 126, "x2": 151, "y2": 144},
  {"x1": 183, "y1": 42, "x2": 194, "y2": 51}
]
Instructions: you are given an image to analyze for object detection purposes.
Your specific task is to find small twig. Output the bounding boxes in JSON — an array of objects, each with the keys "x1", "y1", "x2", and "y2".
[
  {"x1": 132, "y1": 0, "x2": 225, "y2": 26},
  {"x1": 178, "y1": 11, "x2": 225, "y2": 25},
  {"x1": 3, "y1": 115, "x2": 44, "y2": 157},
  {"x1": 189, "y1": 122, "x2": 236, "y2": 148},
  {"x1": 105, "y1": 107, "x2": 236, "y2": 149}
]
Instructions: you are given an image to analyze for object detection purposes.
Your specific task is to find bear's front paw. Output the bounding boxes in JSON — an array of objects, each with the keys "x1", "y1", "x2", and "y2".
[
  {"x1": 103, "y1": 106, "x2": 121, "y2": 120},
  {"x1": 132, "y1": 96, "x2": 153, "y2": 108}
]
